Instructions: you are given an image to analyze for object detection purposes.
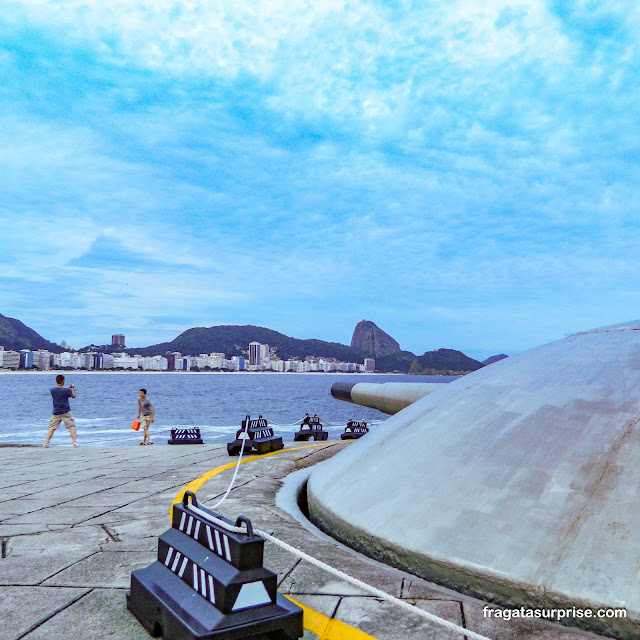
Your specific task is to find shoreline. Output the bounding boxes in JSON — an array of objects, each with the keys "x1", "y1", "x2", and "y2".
[{"x1": 0, "y1": 370, "x2": 451, "y2": 377}]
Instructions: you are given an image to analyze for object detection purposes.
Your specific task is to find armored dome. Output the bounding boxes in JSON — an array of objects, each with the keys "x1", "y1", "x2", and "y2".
[{"x1": 308, "y1": 320, "x2": 640, "y2": 637}]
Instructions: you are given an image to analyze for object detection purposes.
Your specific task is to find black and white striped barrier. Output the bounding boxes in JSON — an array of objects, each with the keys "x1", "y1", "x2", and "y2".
[
  {"x1": 341, "y1": 420, "x2": 369, "y2": 440},
  {"x1": 168, "y1": 428, "x2": 204, "y2": 445},
  {"x1": 227, "y1": 416, "x2": 284, "y2": 456},
  {"x1": 127, "y1": 491, "x2": 303, "y2": 639},
  {"x1": 294, "y1": 415, "x2": 328, "y2": 442}
]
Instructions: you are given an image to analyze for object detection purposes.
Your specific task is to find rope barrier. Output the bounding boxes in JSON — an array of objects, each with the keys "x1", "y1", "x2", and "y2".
[
  {"x1": 209, "y1": 434, "x2": 247, "y2": 509},
  {"x1": 184, "y1": 441, "x2": 496, "y2": 640},
  {"x1": 316, "y1": 416, "x2": 383, "y2": 427},
  {"x1": 264, "y1": 416, "x2": 310, "y2": 427},
  {"x1": 264, "y1": 415, "x2": 384, "y2": 428},
  {"x1": 72, "y1": 414, "x2": 384, "y2": 445},
  {"x1": 191, "y1": 506, "x2": 495, "y2": 640}
]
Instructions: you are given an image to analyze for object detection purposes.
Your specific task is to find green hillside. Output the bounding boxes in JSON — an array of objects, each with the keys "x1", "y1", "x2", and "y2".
[
  {"x1": 374, "y1": 351, "x2": 418, "y2": 373},
  {"x1": 0, "y1": 313, "x2": 60, "y2": 352},
  {"x1": 376, "y1": 348, "x2": 483, "y2": 374},
  {"x1": 136, "y1": 325, "x2": 367, "y2": 362},
  {"x1": 417, "y1": 348, "x2": 484, "y2": 373}
]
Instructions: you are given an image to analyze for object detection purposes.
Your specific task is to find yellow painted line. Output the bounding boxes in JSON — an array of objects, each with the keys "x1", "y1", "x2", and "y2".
[
  {"x1": 286, "y1": 596, "x2": 379, "y2": 640},
  {"x1": 171, "y1": 442, "x2": 338, "y2": 512},
  {"x1": 172, "y1": 441, "x2": 380, "y2": 640}
]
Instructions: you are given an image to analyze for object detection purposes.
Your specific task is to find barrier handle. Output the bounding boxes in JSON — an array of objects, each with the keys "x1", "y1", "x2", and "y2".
[
  {"x1": 182, "y1": 490, "x2": 199, "y2": 508},
  {"x1": 235, "y1": 515, "x2": 254, "y2": 538}
]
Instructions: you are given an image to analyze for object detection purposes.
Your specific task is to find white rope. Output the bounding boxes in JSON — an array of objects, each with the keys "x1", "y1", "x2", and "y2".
[
  {"x1": 193, "y1": 507, "x2": 494, "y2": 640},
  {"x1": 317, "y1": 416, "x2": 383, "y2": 427},
  {"x1": 264, "y1": 415, "x2": 310, "y2": 427},
  {"x1": 183, "y1": 435, "x2": 494, "y2": 640},
  {"x1": 256, "y1": 529, "x2": 494, "y2": 640},
  {"x1": 209, "y1": 433, "x2": 248, "y2": 509}
]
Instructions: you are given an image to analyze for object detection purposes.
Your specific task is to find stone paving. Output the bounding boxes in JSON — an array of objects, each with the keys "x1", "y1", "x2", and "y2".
[{"x1": 0, "y1": 443, "x2": 611, "y2": 640}]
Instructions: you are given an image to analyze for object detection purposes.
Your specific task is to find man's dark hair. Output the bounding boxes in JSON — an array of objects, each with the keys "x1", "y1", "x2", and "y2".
[
  {"x1": 56, "y1": 374, "x2": 65, "y2": 384},
  {"x1": 140, "y1": 388, "x2": 147, "y2": 395}
]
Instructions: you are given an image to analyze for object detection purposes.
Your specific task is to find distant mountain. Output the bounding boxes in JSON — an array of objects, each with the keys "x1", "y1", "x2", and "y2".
[
  {"x1": 374, "y1": 348, "x2": 484, "y2": 374},
  {"x1": 351, "y1": 320, "x2": 400, "y2": 358},
  {"x1": 418, "y1": 348, "x2": 484, "y2": 373},
  {"x1": 136, "y1": 322, "x2": 485, "y2": 374},
  {"x1": 483, "y1": 354, "x2": 509, "y2": 365},
  {"x1": 136, "y1": 325, "x2": 367, "y2": 362},
  {"x1": 0, "y1": 313, "x2": 60, "y2": 352},
  {"x1": 1, "y1": 312, "x2": 489, "y2": 374},
  {"x1": 375, "y1": 350, "x2": 418, "y2": 373}
]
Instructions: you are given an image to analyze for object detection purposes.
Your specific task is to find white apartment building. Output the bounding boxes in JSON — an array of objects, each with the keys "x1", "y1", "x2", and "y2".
[
  {"x1": 57, "y1": 352, "x2": 84, "y2": 369},
  {"x1": 113, "y1": 354, "x2": 140, "y2": 370},
  {"x1": 141, "y1": 356, "x2": 168, "y2": 371},
  {"x1": 33, "y1": 350, "x2": 50, "y2": 370},
  {"x1": 0, "y1": 350, "x2": 20, "y2": 369},
  {"x1": 82, "y1": 353, "x2": 95, "y2": 369},
  {"x1": 249, "y1": 342, "x2": 270, "y2": 366},
  {"x1": 208, "y1": 353, "x2": 225, "y2": 369}
]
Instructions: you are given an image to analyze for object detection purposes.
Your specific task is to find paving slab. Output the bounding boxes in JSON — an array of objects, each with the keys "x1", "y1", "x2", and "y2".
[
  {"x1": 462, "y1": 600, "x2": 605, "y2": 640},
  {"x1": 19, "y1": 588, "x2": 150, "y2": 640},
  {"x1": 0, "y1": 444, "x2": 612, "y2": 640},
  {"x1": 0, "y1": 586, "x2": 90, "y2": 640},
  {"x1": 2, "y1": 505, "x2": 116, "y2": 526},
  {"x1": 0, "y1": 523, "x2": 69, "y2": 537},
  {"x1": 0, "y1": 549, "x2": 97, "y2": 586},
  {"x1": 42, "y1": 550, "x2": 158, "y2": 588},
  {"x1": 0, "y1": 499, "x2": 46, "y2": 517},
  {"x1": 280, "y1": 551, "x2": 404, "y2": 597},
  {"x1": 62, "y1": 491, "x2": 151, "y2": 508},
  {"x1": 292, "y1": 594, "x2": 342, "y2": 640},
  {"x1": 335, "y1": 596, "x2": 463, "y2": 640},
  {"x1": 5, "y1": 525, "x2": 107, "y2": 555}
]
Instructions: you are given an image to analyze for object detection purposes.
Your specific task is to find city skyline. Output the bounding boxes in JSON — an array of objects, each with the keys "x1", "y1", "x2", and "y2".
[
  {"x1": 1, "y1": 3, "x2": 639, "y2": 361},
  {"x1": 0, "y1": 339, "x2": 376, "y2": 374}
]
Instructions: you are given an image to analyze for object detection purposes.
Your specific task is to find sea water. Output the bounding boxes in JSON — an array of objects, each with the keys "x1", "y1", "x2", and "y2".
[{"x1": 0, "y1": 372, "x2": 455, "y2": 446}]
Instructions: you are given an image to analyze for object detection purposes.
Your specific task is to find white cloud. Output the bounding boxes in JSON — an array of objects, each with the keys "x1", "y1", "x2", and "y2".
[
  {"x1": 3, "y1": 0, "x2": 578, "y2": 128},
  {"x1": 2, "y1": 1, "x2": 640, "y2": 351}
]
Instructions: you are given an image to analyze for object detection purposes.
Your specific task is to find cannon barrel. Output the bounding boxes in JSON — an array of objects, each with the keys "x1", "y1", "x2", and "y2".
[{"x1": 330, "y1": 381, "x2": 444, "y2": 415}]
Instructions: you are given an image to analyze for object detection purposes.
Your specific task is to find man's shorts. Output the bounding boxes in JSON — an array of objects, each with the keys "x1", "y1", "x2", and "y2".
[
  {"x1": 48, "y1": 412, "x2": 75, "y2": 431},
  {"x1": 140, "y1": 415, "x2": 152, "y2": 429}
]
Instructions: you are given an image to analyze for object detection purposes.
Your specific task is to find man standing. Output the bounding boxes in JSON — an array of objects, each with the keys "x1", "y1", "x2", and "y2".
[
  {"x1": 137, "y1": 388, "x2": 155, "y2": 445},
  {"x1": 44, "y1": 374, "x2": 78, "y2": 447}
]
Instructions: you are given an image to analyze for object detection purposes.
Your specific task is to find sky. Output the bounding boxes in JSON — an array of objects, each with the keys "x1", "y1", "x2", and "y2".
[{"x1": 1, "y1": 1, "x2": 639, "y2": 360}]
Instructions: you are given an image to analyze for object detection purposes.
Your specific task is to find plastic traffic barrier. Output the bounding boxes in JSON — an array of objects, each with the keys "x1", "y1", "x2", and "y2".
[
  {"x1": 127, "y1": 491, "x2": 303, "y2": 640},
  {"x1": 340, "y1": 420, "x2": 369, "y2": 440},
  {"x1": 227, "y1": 416, "x2": 284, "y2": 456},
  {"x1": 293, "y1": 415, "x2": 328, "y2": 442},
  {"x1": 168, "y1": 428, "x2": 204, "y2": 445}
]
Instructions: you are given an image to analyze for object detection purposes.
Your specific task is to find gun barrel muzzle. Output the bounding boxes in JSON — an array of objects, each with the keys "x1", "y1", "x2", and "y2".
[{"x1": 331, "y1": 381, "x2": 444, "y2": 415}]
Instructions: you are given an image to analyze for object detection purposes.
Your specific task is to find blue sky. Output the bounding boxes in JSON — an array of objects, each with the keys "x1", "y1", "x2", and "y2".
[{"x1": 1, "y1": 1, "x2": 639, "y2": 360}]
